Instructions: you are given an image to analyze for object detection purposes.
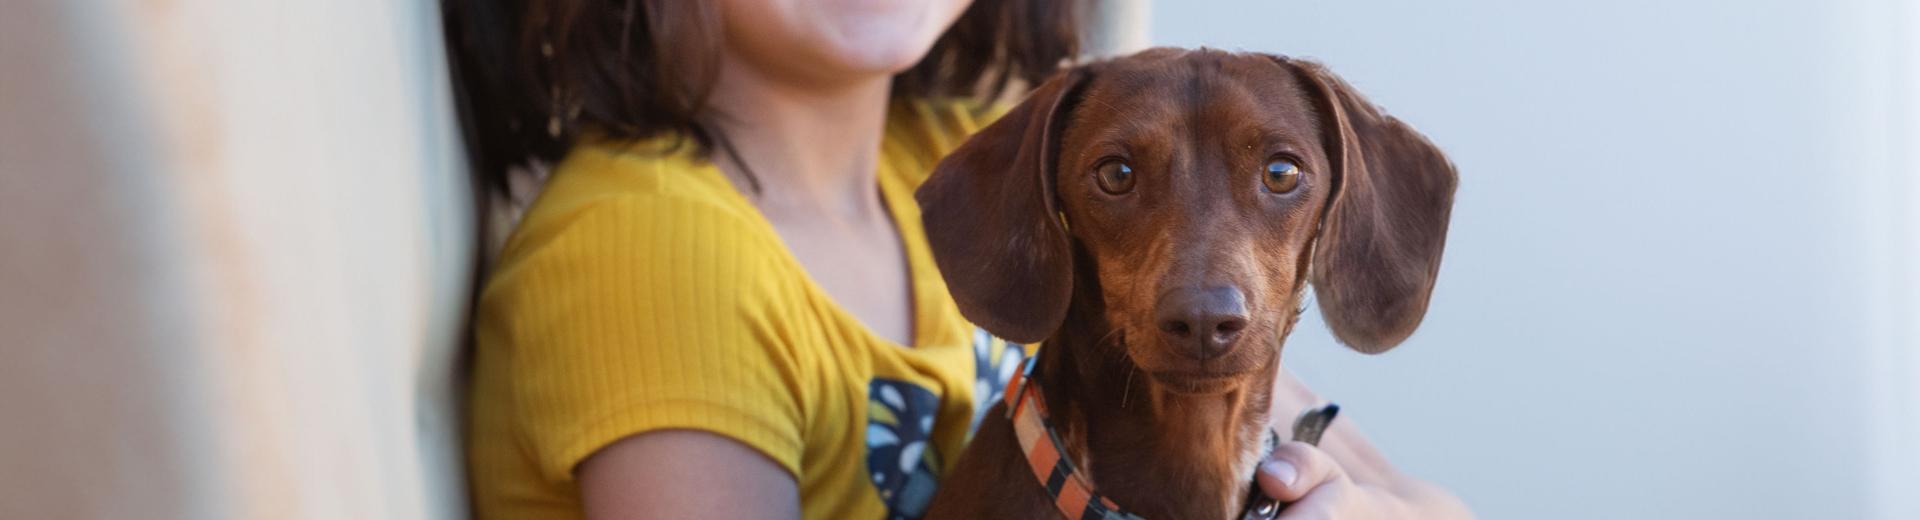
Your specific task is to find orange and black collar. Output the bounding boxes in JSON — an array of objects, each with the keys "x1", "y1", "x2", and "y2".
[
  {"x1": 1002, "y1": 353, "x2": 1330, "y2": 520},
  {"x1": 1002, "y1": 355, "x2": 1146, "y2": 520}
]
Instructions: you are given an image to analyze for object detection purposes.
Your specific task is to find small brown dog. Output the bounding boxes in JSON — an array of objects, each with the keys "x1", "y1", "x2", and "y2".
[{"x1": 916, "y1": 48, "x2": 1457, "y2": 519}]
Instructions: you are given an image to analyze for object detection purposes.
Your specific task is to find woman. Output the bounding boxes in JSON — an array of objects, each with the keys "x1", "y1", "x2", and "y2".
[{"x1": 446, "y1": 1, "x2": 1471, "y2": 518}]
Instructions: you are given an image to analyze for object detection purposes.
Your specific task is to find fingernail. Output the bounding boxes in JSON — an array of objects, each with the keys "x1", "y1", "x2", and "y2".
[{"x1": 1263, "y1": 459, "x2": 1298, "y2": 487}]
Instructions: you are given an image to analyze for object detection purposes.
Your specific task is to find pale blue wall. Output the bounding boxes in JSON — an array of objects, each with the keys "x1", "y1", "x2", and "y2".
[{"x1": 1152, "y1": 0, "x2": 1918, "y2": 518}]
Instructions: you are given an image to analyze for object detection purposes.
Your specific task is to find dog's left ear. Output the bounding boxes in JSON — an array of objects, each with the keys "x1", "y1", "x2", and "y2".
[
  {"x1": 1276, "y1": 57, "x2": 1459, "y2": 354},
  {"x1": 916, "y1": 69, "x2": 1090, "y2": 344}
]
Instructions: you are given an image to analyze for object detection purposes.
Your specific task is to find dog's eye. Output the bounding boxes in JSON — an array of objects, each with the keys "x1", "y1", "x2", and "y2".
[
  {"x1": 1094, "y1": 160, "x2": 1136, "y2": 195},
  {"x1": 1263, "y1": 158, "x2": 1301, "y2": 194}
]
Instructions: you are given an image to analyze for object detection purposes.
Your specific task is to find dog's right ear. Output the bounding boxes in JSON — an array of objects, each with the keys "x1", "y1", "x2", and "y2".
[{"x1": 916, "y1": 70, "x2": 1089, "y2": 344}]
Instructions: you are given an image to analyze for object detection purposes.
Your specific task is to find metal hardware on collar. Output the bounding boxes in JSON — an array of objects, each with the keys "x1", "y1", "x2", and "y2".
[
  {"x1": 1237, "y1": 429, "x2": 1285, "y2": 520},
  {"x1": 1237, "y1": 403, "x2": 1342, "y2": 520}
]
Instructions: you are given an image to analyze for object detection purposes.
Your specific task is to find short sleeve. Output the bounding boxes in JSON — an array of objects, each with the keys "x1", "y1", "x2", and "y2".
[{"x1": 481, "y1": 193, "x2": 806, "y2": 482}]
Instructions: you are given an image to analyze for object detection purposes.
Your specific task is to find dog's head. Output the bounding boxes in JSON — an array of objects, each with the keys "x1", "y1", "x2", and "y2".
[{"x1": 919, "y1": 49, "x2": 1456, "y2": 394}]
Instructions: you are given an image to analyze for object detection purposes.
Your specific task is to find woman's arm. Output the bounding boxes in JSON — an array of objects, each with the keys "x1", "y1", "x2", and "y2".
[
  {"x1": 1258, "y1": 369, "x2": 1474, "y2": 519},
  {"x1": 578, "y1": 430, "x2": 801, "y2": 520}
]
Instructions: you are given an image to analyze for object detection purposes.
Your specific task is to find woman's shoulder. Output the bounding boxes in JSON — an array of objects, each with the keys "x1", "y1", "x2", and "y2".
[
  {"x1": 504, "y1": 139, "x2": 770, "y2": 253},
  {"x1": 490, "y1": 139, "x2": 783, "y2": 293},
  {"x1": 470, "y1": 140, "x2": 817, "y2": 490}
]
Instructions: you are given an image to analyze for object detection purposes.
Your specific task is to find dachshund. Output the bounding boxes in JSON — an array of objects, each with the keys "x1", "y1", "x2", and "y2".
[{"x1": 916, "y1": 48, "x2": 1457, "y2": 519}]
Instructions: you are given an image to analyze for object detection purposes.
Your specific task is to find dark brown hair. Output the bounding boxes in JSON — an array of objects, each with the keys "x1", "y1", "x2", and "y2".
[{"x1": 442, "y1": 0, "x2": 1084, "y2": 193}]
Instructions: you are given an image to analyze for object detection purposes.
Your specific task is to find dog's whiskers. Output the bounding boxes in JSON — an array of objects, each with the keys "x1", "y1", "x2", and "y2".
[
  {"x1": 1095, "y1": 329, "x2": 1126, "y2": 361},
  {"x1": 1098, "y1": 329, "x2": 1137, "y2": 409}
]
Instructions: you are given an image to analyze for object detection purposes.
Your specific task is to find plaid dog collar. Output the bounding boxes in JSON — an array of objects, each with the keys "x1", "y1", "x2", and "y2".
[
  {"x1": 1002, "y1": 355, "x2": 1145, "y2": 520},
  {"x1": 1002, "y1": 354, "x2": 1341, "y2": 520}
]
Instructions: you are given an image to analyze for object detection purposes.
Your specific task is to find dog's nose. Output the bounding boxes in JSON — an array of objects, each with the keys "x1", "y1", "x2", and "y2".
[{"x1": 1154, "y1": 286, "x2": 1251, "y2": 360}]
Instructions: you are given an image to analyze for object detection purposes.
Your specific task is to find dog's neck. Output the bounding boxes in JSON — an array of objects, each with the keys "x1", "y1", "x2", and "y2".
[{"x1": 1037, "y1": 302, "x2": 1279, "y2": 520}]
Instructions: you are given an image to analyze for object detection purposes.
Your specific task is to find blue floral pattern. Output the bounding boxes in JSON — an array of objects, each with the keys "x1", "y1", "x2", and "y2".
[
  {"x1": 969, "y1": 328, "x2": 1028, "y2": 433},
  {"x1": 866, "y1": 378, "x2": 942, "y2": 520},
  {"x1": 864, "y1": 328, "x2": 1027, "y2": 519}
]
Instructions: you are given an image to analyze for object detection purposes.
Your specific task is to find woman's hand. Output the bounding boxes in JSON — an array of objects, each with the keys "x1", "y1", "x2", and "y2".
[
  {"x1": 1260, "y1": 370, "x2": 1474, "y2": 519},
  {"x1": 1256, "y1": 441, "x2": 1422, "y2": 519}
]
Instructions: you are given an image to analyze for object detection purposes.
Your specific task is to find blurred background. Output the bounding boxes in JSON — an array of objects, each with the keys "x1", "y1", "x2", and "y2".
[
  {"x1": 2, "y1": 0, "x2": 1914, "y2": 518},
  {"x1": 1158, "y1": 1, "x2": 1920, "y2": 519}
]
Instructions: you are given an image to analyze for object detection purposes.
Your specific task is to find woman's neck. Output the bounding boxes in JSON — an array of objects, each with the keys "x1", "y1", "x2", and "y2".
[{"x1": 706, "y1": 50, "x2": 894, "y2": 222}]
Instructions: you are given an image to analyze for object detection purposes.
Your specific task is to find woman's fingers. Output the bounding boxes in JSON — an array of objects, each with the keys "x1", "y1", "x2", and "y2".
[
  {"x1": 1274, "y1": 484, "x2": 1354, "y2": 520},
  {"x1": 1257, "y1": 441, "x2": 1350, "y2": 503}
]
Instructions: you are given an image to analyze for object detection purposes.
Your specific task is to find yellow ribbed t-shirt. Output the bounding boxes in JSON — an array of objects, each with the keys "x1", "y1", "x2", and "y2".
[{"x1": 467, "y1": 101, "x2": 1029, "y2": 520}]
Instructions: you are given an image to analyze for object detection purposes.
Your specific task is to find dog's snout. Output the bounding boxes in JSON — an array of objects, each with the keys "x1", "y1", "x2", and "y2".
[{"x1": 1154, "y1": 286, "x2": 1251, "y2": 360}]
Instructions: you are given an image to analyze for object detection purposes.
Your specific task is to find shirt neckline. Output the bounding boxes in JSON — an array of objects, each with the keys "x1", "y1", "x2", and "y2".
[{"x1": 690, "y1": 145, "x2": 950, "y2": 353}]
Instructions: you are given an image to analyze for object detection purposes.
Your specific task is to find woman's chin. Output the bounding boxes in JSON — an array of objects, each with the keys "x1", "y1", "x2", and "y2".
[
  {"x1": 835, "y1": 48, "x2": 938, "y2": 78},
  {"x1": 719, "y1": 0, "x2": 970, "y2": 84},
  {"x1": 822, "y1": 26, "x2": 946, "y2": 75}
]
